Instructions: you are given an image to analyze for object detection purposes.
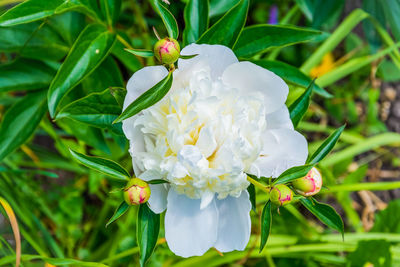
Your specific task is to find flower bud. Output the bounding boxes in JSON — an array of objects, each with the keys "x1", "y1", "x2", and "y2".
[
  {"x1": 123, "y1": 178, "x2": 151, "y2": 205},
  {"x1": 154, "y1": 37, "x2": 180, "y2": 64},
  {"x1": 270, "y1": 184, "x2": 293, "y2": 206},
  {"x1": 292, "y1": 167, "x2": 322, "y2": 196}
]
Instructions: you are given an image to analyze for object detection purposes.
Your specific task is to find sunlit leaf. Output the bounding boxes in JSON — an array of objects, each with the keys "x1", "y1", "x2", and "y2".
[
  {"x1": 273, "y1": 164, "x2": 315, "y2": 185},
  {"x1": 106, "y1": 202, "x2": 129, "y2": 227},
  {"x1": 138, "y1": 204, "x2": 160, "y2": 267},
  {"x1": 289, "y1": 79, "x2": 314, "y2": 128},
  {"x1": 259, "y1": 201, "x2": 272, "y2": 252},
  {"x1": 183, "y1": 0, "x2": 209, "y2": 45}
]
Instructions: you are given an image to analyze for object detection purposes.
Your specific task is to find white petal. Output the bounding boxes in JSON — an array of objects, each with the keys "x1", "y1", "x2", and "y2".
[
  {"x1": 178, "y1": 44, "x2": 238, "y2": 80},
  {"x1": 200, "y1": 191, "x2": 215, "y2": 210},
  {"x1": 266, "y1": 105, "x2": 294, "y2": 130},
  {"x1": 165, "y1": 189, "x2": 218, "y2": 257},
  {"x1": 214, "y1": 190, "x2": 252, "y2": 252},
  {"x1": 147, "y1": 184, "x2": 168, "y2": 214},
  {"x1": 250, "y1": 129, "x2": 308, "y2": 178},
  {"x1": 222, "y1": 61, "x2": 288, "y2": 114},
  {"x1": 196, "y1": 126, "x2": 217, "y2": 158}
]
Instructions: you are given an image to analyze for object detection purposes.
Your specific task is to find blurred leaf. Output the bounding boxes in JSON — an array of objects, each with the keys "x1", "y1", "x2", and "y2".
[
  {"x1": 0, "y1": 0, "x2": 64, "y2": 27},
  {"x1": 273, "y1": 164, "x2": 315, "y2": 185},
  {"x1": 259, "y1": 201, "x2": 271, "y2": 252},
  {"x1": 300, "y1": 198, "x2": 344, "y2": 237},
  {"x1": 289, "y1": 80, "x2": 314, "y2": 128},
  {"x1": 197, "y1": 0, "x2": 248, "y2": 48},
  {"x1": 183, "y1": 0, "x2": 209, "y2": 45},
  {"x1": 252, "y1": 60, "x2": 331, "y2": 98},
  {"x1": 114, "y1": 71, "x2": 173, "y2": 123},
  {"x1": 247, "y1": 184, "x2": 256, "y2": 212},
  {"x1": 311, "y1": 0, "x2": 344, "y2": 29},
  {"x1": 347, "y1": 240, "x2": 391, "y2": 267},
  {"x1": 69, "y1": 149, "x2": 130, "y2": 181},
  {"x1": 57, "y1": 89, "x2": 123, "y2": 135},
  {"x1": 109, "y1": 87, "x2": 127, "y2": 108},
  {"x1": 0, "y1": 22, "x2": 69, "y2": 61},
  {"x1": 362, "y1": 0, "x2": 385, "y2": 52},
  {"x1": 372, "y1": 199, "x2": 400, "y2": 233},
  {"x1": 209, "y1": 0, "x2": 238, "y2": 18},
  {"x1": 0, "y1": 91, "x2": 47, "y2": 161},
  {"x1": 106, "y1": 202, "x2": 129, "y2": 227},
  {"x1": 153, "y1": 0, "x2": 179, "y2": 39},
  {"x1": 295, "y1": 0, "x2": 314, "y2": 20},
  {"x1": 125, "y1": 48, "x2": 154, "y2": 57},
  {"x1": 307, "y1": 125, "x2": 345, "y2": 164},
  {"x1": 111, "y1": 39, "x2": 143, "y2": 72},
  {"x1": 100, "y1": 0, "x2": 121, "y2": 27},
  {"x1": 48, "y1": 11, "x2": 86, "y2": 45},
  {"x1": 54, "y1": 0, "x2": 102, "y2": 20},
  {"x1": 0, "y1": 59, "x2": 57, "y2": 93},
  {"x1": 138, "y1": 204, "x2": 160, "y2": 267},
  {"x1": 234, "y1": 25, "x2": 322, "y2": 58},
  {"x1": 377, "y1": 60, "x2": 400, "y2": 82},
  {"x1": 380, "y1": 0, "x2": 400, "y2": 41},
  {"x1": 0, "y1": 197, "x2": 21, "y2": 267},
  {"x1": 47, "y1": 23, "x2": 116, "y2": 118}
]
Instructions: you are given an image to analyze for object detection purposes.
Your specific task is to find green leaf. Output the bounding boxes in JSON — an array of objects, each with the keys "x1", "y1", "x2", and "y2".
[
  {"x1": 289, "y1": 80, "x2": 314, "y2": 128},
  {"x1": 183, "y1": 0, "x2": 209, "y2": 45},
  {"x1": 112, "y1": 38, "x2": 143, "y2": 72},
  {"x1": 0, "y1": 0, "x2": 64, "y2": 27},
  {"x1": 124, "y1": 48, "x2": 154, "y2": 58},
  {"x1": 0, "y1": 91, "x2": 47, "y2": 161},
  {"x1": 69, "y1": 149, "x2": 130, "y2": 181},
  {"x1": 153, "y1": 0, "x2": 179, "y2": 39},
  {"x1": 109, "y1": 87, "x2": 127, "y2": 108},
  {"x1": 347, "y1": 240, "x2": 392, "y2": 267},
  {"x1": 234, "y1": 25, "x2": 322, "y2": 58},
  {"x1": 307, "y1": 125, "x2": 345, "y2": 164},
  {"x1": 179, "y1": 54, "x2": 198, "y2": 59},
  {"x1": 251, "y1": 60, "x2": 332, "y2": 98},
  {"x1": 300, "y1": 198, "x2": 344, "y2": 237},
  {"x1": 209, "y1": 0, "x2": 239, "y2": 18},
  {"x1": 0, "y1": 22, "x2": 69, "y2": 61},
  {"x1": 247, "y1": 184, "x2": 256, "y2": 212},
  {"x1": 47, "y1": 23, "x2": 116, "y2": 118},
  {"x1": 57, "y1": 89, "x2": 123, "y2": 135},
  {"x1": 197, "y1": 0, "x2": 248, "y2": 48},
  {"x1": 311, "y1": 0, "x2": 344, "y2": 29},
  {"x1": 54, "y1": 0, "x2": 102, "y2": 20},
  {"x1": 259, "y1": 201, "x2": 272, "y2": 252},
  {"x1": 273, "y1": 164, "x2": 315, "y2": 185},
  {"x1": 147, "y1": 179, "x2": 169, "y2": 185},
  {"x1": 381, "y1": 0, "x2": 400, "y2": 42},
  {"x1": 114, "y1": 71, "x2": 173, "y2": 123},
  {"x1": 0, "y1": 59, "x2": 57, "y2": 93},
  {"x1": 49, "y1": 11, "x2": 86, "y2": 45},
  {"x1": 371, "y1": 199, "x2": 400, "y2": 233},
  {"x1": 106, "y1": 202, "x2": 129, "y2": 227},
  {"x1": 100, "y1": 0, "x2": 121, "y2": 27},
  {"x1": 137, "y1": 204, "x2": 160, "y2": 267}
]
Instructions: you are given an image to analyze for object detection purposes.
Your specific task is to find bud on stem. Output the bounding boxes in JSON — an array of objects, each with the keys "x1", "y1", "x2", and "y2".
[
  {"x1": 270, "y1": 184, "x2": 293, "y2": 206},
  {"x1": 292, "y1": 167, "x2": 322, "y2": 197},
  {"x1": 123, "y1": 178, "x2": 151, "y2": 205},
  {"x1": 154, "y1": 37, "x2": 180, "y2": 65}
]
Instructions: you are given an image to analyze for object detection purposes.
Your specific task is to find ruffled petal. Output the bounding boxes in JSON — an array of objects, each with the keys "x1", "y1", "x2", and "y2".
[
  {"x1": 214, "y1": 190, "x2": 252, "y2": 252},
  {"x1": 165, "y1": 189, "x2": 218, "y2": 257},
  {"x1": 250, "y1": 129, "x2": 308, "y2": 178},
  {"x1": 178, "y1": 44, "x2": 238, "y2": 80},
  {"x1": 222, "y1": 61, "x2": 288, "y2": 114},
  {"x1": 265, "y1": 105, "x2": 293, "y2": 130},
  {"x1": 147, "y1": 184, "x2": 168, "y2": 214}
]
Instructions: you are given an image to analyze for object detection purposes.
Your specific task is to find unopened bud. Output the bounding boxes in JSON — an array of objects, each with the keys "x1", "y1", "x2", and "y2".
[
  {"x1": 270, "y1": 184, "x2": 293, "y2": 206},
  {"x1": 292, "y1": 167, "x2": 322, "y2": 196},
  {"x1": 153, "y1": 37, "x2": 180, "y2": 64},
  {"x1": 123, "y1": 178, "x2": 151, "y2": 205}
]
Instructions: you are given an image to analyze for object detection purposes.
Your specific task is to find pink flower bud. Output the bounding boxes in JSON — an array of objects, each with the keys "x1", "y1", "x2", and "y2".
[
  {"x1": 292, "y1": 167, "x2": 322, "y2": 196},
  {"x1": 270, "y1": 184, "x2": 293, "y2": 206},
  {"x1": 154, "y1": 37, "x2": 180, "y2": 64},
  {"x1": 123, "y1": 178, "x2": 151, "y2": 205}
]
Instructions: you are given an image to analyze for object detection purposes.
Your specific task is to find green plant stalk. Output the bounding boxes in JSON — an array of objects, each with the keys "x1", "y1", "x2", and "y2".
[
  {"x1": 247, "y1": 176, "x2": 271, "y2": 194},
  {"x1": 301, "y1": 9, "x2": 369, "y2": 73},
  {"x1": 325, "y1": 181, "x2": 400, "y2": 192},
  {"x1": 317, "y1": 42, "x2": 400, "y2": 87},
  {"x1": 320, "y1": 132, "x2": 400, "y2": 166}
]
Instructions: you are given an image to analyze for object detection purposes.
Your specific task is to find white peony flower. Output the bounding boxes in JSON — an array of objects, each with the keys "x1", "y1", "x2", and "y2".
[{"x1": 122, "y1": 44, "x2": 308, "y2": 257}]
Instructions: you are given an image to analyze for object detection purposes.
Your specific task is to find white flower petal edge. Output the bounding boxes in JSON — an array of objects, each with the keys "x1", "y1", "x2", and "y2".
[
  {"x1": 265, "y1": 105, "x2": 294, "y2": 130},
  {"x1": 165, "y1": 189, "x2": 218, "y2": 257},
  {"x1": 178, "y1": 44, "x2": 238, "y2": 80},
  {"x1": 250, "y1": 129, "x2": 308, "y2": 178},
  {"x1": 214, "y1": 190, "x2": 252, "y2": 252},
  {"x1": 222, "y1": 61, "x2": 289, "y2": 114}
]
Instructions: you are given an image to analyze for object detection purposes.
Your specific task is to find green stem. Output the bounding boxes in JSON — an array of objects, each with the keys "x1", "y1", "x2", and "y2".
[{"x1": 247, "y1": 176, "x2": 270, "y2": 194}]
